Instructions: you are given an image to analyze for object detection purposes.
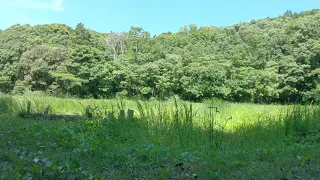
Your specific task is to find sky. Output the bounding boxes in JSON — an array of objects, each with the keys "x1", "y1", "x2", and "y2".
[{"x1": 0, "y1": 0, "x2": 320, "y2": 35}]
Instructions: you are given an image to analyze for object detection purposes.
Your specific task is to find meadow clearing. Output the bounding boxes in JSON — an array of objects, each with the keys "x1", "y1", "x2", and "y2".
[{"x1": 0, "y1": 95, "x2": 320, "y2": 179}]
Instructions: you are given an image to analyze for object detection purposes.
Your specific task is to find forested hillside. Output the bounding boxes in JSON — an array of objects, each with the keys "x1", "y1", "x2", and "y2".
[{"x1": 0, "y1": 9, "x2": 320, "y2": 103}]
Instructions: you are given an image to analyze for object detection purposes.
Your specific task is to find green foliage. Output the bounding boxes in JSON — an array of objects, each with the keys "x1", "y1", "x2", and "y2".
[
  {"x1": 0, "y1": 76, "x2": 12, "y2": 93},
  {"x1": 1, "y1": 10, "x2": 320, "y2": 102}
]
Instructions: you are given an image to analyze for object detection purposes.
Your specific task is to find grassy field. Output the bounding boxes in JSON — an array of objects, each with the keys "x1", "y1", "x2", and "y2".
[{"x1": 1, "y1": 95, "x2": 320, "y2": 179}]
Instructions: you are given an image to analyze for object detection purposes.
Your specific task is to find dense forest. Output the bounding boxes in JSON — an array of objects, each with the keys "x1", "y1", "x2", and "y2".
[{"x1": 0, "y1": 9, "x2": 319, "y2": 103}]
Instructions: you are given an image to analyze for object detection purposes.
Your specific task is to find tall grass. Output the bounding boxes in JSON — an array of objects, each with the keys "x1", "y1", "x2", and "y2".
[
  {"x1": 1, "y1": 94, "x2": 319, "y2": 136},
  {"x1": 1, "y1": 94, "x2": 318, "y2": 140},
  {"x1": 284, "y1": 105, "x2": 320, "y2": 137},
  {"x1": 1, "y1": 94, "x2": 320, "y2": 179},
  {"x1": 0, "y1": 94, "x2": 25, "y2": 114}
]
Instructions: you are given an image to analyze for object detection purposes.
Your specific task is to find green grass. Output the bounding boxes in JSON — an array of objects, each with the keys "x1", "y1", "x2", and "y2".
[{"x1": 1, "y1": 95, "x2": 320, "y2": 179}]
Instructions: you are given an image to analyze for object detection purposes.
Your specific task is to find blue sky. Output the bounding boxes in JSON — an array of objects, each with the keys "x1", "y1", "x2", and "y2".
[{"x1": 0, "y1": 0, "x2": 319, "y2": 35}]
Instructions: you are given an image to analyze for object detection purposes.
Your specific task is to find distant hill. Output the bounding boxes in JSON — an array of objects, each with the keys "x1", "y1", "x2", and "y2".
[{"x1": 0, "y1": 9, "x2": 319, "y2": 103}]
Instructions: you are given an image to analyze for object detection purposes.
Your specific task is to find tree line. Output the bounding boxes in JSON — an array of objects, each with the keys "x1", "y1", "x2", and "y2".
[{"x1": 0, "y1": 9, "x2": 319, "y2": 103}]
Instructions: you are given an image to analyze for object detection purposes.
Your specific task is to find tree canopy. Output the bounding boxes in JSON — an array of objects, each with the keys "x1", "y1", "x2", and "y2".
[{"x1": 0, "y1": 9, "x2": 320, "y2": 103}]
